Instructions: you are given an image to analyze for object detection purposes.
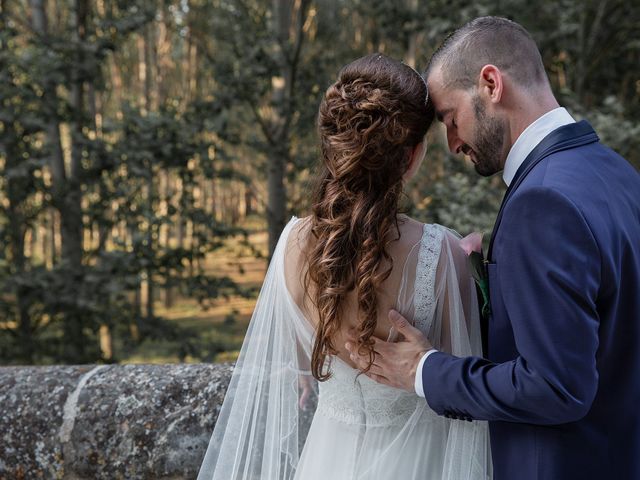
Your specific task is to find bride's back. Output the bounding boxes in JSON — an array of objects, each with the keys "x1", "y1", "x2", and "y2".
[
  {"x1": 284, "y1": 215, "x2": 456, "y2": 480},
  {"x1": 284, "y1": 214, "x2": 426, "y2": 369}
]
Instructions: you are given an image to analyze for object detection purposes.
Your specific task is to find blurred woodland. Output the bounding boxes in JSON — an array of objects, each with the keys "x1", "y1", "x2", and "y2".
[{"x1": 1, "y1": 0, "x2": 638, "y2": 365}]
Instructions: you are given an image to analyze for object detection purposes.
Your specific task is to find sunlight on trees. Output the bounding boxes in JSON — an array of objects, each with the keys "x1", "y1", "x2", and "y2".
[{"x1": 1, "y1": 0, "x2": 638, "y2": 364}]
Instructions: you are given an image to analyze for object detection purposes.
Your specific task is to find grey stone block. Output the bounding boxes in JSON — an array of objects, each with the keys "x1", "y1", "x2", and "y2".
[{"x1": 0, "y1": 363, "x2": 234, "y2": 480}]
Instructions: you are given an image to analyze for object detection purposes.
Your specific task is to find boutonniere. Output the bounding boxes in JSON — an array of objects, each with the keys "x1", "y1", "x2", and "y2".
[{"x1": 460, "y1": 232, "x2": 491, "y2": 320}]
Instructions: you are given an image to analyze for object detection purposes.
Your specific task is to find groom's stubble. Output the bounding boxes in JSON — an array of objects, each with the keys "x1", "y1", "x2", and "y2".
[{"x1": 469, "y1": 93, "x2": 508, "y2": 177}]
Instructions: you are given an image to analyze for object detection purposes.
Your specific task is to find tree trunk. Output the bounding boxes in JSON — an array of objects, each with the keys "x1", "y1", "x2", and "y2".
[
  {"x1": 137, "y1": 32, "x2": 150, "y2": 111},
  {"x1": 403, "y1": 0, "x2": 420, "y2": 69},
  {"x1": 49, "y1": 209, "x2": 58, "y2": 266},
  {"x1": 88, "y1": 66, "x2": 113, "y2": 360},
  {"x1": 128, "y1": 222, "x2": 142, "y2": 342},
  {"x1": 31, "y1": 0, "x2": 86, "y2": 361},
  {"x1": 38, "y1": 216, "x2": 47, "y2": 267},
  {"x1": 109, "y1": 53, "x2": 124, "y2": 113},
  {"x1": 99, "y1": 323, "x2": 114, "y2": 361},
  {"x1": 162, "y1": 171, "x2": 175, "y2": 308},
  {"x1": 29, "y1": 0, "x2": 66, "y2": 223},
  {"x1": 156, "y1": 3, "x2": 172, "y2": 107},
  {"x1": 59, "y1": 0, "x2": 90, "y2": 361},
  {"x1": 66, "y1": 0, "x2": 87, "y2": 269},
  {"x1": 1, "y1": 4, "x2": 32, "y2": 361},
  {"x1": 186, "y1": 7, "x2": 198, "y2": 106},
  {"x1": 266, "y1": 146, "x2": 286, "y2": 255},
  {"x1": 141, "y1": 21, "x2": 157, "y2": 322},
  {"x1": 5, "y1": 139, "x2": 34, "y2": 362},
  {"x1": 576, "y1": 1, "x2": 607, "y2": 105},
  {"x1": 211, "y1": 178, "x2": 218, "y2": 221},
  {"x1": 144, "y1": 21, "x2": 158, "y2": 111},
  {"x1": 146, "y1": 173, "x2": 155, "y2": 322},
  {"x1": 265, "y1": 0, "x2": 310, "y2": 257},
  {"x1": 177, "y1": 176, "x2": 185, "y2": 249}
]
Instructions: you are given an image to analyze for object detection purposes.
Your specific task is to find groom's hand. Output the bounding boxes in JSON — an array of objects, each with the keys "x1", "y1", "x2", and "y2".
[{"x1": 345, "y1": 310, "x2": 433, "y2": 392}]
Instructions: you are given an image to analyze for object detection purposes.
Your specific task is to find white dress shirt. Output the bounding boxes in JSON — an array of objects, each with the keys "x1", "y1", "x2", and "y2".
[{"x1": 414, "y1": 107, "x2": 576, "y2": 398}]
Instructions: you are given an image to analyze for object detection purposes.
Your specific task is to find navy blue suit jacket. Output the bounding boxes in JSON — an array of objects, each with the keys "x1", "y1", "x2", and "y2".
[{"x1": 423, "y1": 121, "x2": 640, "y2": 479}]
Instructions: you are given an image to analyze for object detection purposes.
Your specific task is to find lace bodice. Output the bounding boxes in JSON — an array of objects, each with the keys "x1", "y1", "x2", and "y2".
[{"x1": 315, "y1": 224, "x2": 444, "y2": 426}]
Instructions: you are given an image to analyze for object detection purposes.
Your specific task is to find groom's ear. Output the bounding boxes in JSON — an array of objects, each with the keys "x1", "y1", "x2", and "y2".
[{"x1": 478, "y1": 65, "x2": 503, "y2": 104}]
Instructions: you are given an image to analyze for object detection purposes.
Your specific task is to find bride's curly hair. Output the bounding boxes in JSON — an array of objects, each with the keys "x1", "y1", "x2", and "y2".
[{"x1": 307, "y1": 54, "x2": 434, "y2": 381}]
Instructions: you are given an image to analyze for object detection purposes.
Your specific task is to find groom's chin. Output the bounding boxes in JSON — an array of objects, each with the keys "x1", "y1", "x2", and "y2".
[{"x1": 473, "y1": 163, "x2": 498, "y2": 177}]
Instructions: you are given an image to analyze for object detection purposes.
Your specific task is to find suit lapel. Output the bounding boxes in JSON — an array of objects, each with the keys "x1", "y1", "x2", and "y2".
[{"x1": 487, "y1": 120, "x2": 599, "y2": 261}]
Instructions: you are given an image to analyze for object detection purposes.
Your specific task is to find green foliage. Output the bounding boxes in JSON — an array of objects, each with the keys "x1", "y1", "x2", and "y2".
[
  {"x1": 0, "y1": 1, "x2": 249, "y2": 364},
  {"x1": 0, "y1": 0, "x2": 638, "y2": 364}
]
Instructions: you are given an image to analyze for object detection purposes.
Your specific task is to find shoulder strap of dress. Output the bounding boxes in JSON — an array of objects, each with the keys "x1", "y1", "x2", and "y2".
[
  {"x1": 390, "y1": 224, "x2": 443, "y2": 339},
  {"x1": 412, "y1": 224, "x2": 444, "y2": 333}
]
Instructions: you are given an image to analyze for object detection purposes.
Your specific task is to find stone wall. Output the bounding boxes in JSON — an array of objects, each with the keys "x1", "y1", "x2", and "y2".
[{"x1": 0, "y1": 363, "x2": 234, "y2": 480}]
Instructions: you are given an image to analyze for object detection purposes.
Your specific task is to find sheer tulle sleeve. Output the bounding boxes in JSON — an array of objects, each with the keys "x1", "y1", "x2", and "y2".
[
  {"x1": 197, "y1": 220, "x2": 491, "y2": 480},
  {"x1": 430, "y1": 227, "x2": 483, "y2": 356},
  {"x1": 197, "y1": 217, "x2": 316, "y2": 480},
  {"x1": 431, "y1": 226, "x2": 492, "y2": 480}
]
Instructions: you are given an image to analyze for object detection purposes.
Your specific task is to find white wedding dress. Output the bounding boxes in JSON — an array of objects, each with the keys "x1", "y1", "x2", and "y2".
[{"x1": 197, "y1": 217, "x2": 492, "y2": 480}]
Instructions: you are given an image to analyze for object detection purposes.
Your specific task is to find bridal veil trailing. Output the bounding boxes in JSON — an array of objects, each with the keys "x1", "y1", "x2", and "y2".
[{"x1": 197, "y1": 217, "x2": 492, "y2": 480}]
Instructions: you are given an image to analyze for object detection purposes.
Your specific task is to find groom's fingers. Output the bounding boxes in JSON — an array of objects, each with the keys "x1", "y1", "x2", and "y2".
[
  {"x1": 364, "y1": 358, "x2": 387, "y2": 376},
  {"x1": 346, "y1": 342, "x2": 371, "y2": 370},
  {"x1": 370, "y1": 338, "x2": 395, "y2": 365},
  {"x1": 388, "y1": 309, "x2": 427, "y2": 345},
  {"x1": 345, "y1": 343, "x2": 389, "y2": 375},
  {"x1": 364, "y1": 371, "x2": 393, "y2": 387},
  {"x1": 345, "y1": 343, "x2": 410, "y2": 390},
  {"x1": 352, "y1": 355, "x2": 371, "y2": 371}
]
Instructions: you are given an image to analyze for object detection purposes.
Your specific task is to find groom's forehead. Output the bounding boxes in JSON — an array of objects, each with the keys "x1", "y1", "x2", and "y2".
[
  {"x1": 426, "y1": 68, "x2": 450, "y2": 106},
  {"x1": 427, "y1": 76, "x2": 456, "y2": 120}
]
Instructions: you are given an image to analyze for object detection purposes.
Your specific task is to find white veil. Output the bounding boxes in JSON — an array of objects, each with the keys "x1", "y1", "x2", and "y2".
[
  {"x1": 197, "y1": 218, "x2": 491, "y2": 480},
  {"x1": 197, "y1": 218, "x2": 316, "y2": 479},
  {"x1": 434, "y1": 227, "x2": 492, "y2": 480}
]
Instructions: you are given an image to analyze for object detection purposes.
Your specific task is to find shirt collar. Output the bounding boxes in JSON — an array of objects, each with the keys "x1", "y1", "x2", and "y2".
[{"x1": 502, "y1": 107, "x2": 575, "y2": 186}]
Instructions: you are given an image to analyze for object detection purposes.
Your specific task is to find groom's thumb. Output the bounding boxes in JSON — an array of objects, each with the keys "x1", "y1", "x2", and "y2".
[{"x1": 389, "y1": 309, "x2": 418, "y2": 339}]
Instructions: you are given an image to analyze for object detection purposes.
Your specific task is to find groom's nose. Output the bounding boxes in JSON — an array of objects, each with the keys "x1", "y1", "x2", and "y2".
[{"x1": 447, "y1": 129, "x2": 463, "y2": 154}]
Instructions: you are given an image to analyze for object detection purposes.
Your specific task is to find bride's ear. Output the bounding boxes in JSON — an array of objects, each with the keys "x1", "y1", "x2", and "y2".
[{"x1": 403, "y1": 141, "x2": 427, "y2": 181}]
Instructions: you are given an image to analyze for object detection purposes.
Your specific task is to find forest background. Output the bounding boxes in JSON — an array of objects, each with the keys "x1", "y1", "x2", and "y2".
[{"x1": 1, "y1": 0, "x2": 638, "y2": 365}]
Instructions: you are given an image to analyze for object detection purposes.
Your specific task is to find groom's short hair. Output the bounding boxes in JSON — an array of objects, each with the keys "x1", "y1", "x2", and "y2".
[{"x1": 426, "y1": 16, "x2": 548, "y2": 91}]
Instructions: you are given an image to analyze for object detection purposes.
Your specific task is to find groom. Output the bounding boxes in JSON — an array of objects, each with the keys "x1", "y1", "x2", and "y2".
[{"x1": 347, "y1": 16, "x2": 640, "y2": 480}]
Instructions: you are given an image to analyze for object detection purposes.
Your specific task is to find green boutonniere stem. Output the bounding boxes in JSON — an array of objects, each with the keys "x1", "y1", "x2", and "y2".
[
  {"x1": 478, "y1": 277, "x2": 491, "y2": 320},
  {"x1": 468, "y1": 251, "x2": 491, "y2": 320}
]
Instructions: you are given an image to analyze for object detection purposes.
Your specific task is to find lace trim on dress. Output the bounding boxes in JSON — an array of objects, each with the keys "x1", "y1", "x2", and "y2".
[
  {"x1": 314, "y1": 361, "x2": 434, "y2": 426},
  {"x1": 316, "y1": 397, "x2": 425, "y2": 427},
  {"x1": 413, "y1": 224, "x2": 444, "y2": 333}
]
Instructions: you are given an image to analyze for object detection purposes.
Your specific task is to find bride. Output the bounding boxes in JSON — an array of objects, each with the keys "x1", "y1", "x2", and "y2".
[{"x1": 197, "y1": 53, "x2": 491, "y2": 480}]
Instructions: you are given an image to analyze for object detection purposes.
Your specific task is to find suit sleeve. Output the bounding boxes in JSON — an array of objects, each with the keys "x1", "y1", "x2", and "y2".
[{"x1": 423, "y1": 186, "x2": 601, "y2": 425}]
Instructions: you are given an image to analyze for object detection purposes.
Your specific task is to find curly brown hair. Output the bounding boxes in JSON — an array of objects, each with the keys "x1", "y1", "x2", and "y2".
[{"x1": 306, "y1": 54, "x2": 434, "y2": 381}]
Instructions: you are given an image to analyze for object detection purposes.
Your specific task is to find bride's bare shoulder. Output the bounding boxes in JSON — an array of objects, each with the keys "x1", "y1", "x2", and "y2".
[
  {"x1": 395, "y1": 215, "x2": 426, "y2": 249},
  {"x1": 283, "y1": 216, "x2": 313, "y2": 307},
  {"x1": 286, "y1": 216, "x2": 313, "y2": 255}
]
